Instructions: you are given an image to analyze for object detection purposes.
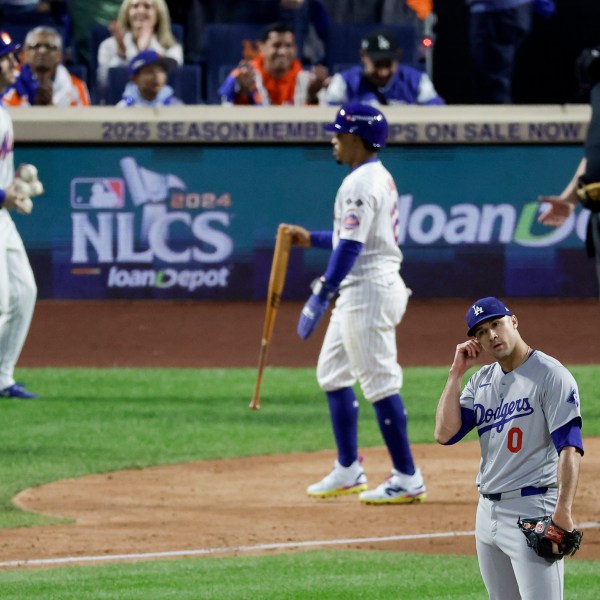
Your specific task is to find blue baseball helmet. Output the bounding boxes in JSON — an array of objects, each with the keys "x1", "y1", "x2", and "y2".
[{"x1": 324, "y1": 103, "x2": 388, "y2": 149}]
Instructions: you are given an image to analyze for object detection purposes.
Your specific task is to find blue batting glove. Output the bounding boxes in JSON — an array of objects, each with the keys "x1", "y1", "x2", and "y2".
[
  {"x1": 533, "y1": 0, "x2": 555, "y2": 18},
  {"x1": 297, "y1": 277, "x2": 338, "y2": 340},
  {"x1": 297, "y1": 294, "x2": 329, "y2": 340}
]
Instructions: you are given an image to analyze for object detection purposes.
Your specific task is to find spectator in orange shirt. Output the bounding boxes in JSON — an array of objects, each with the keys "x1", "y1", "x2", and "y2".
[
  {"x1": 218, "y1": 21, "x2": 328, "y2": 105},
  {"x1": 2, "y1": 26, "x2": 90, "y2": 106}
]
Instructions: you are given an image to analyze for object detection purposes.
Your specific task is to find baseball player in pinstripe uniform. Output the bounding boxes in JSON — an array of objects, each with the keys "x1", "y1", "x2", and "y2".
[
  {"x1": 435, "y1": 297, "x2": 583, "y2": 599},
  {"x1": 0, "y1": 32, "x2": 38, "y2": 399},
  {"x1": 284, "y1": 103, "x2": 426, "y2": 504}
]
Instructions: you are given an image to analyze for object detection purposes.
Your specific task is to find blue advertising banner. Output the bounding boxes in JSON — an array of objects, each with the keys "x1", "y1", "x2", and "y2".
[{"x1": 13, "y1": 143, "x2": 596, "y2": 300}]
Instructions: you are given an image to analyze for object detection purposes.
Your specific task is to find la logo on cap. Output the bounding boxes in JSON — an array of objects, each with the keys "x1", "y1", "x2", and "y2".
[
  {"x1": 473, "y1": 305, "x2": 484, "y2": 316},
  {"x1": 377, "y1": 35, "x2": 390, "y2": 50}
]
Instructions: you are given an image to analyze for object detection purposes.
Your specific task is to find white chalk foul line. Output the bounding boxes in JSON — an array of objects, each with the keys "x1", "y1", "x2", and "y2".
[
  {"x1": 0, "y1": 530, "x2": 475, "y2": 568},
  {"x1": 1, "y1": 522, "x2": 598, "y2": 569}
]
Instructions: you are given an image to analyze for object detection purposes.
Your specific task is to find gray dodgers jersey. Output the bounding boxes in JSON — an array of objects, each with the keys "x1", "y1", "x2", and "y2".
[
  {"x1": 460, "y1": 350, "x2": 582, "y2": 494},
  {"x1": 333, "y1": 160, "x2": 402, "y2": 283}
]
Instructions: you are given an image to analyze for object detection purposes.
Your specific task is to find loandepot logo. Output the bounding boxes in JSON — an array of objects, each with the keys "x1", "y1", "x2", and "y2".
[
  {"x1": 106, "y1": 266, "x2": 230, "y2": 291},
  {"x1": 397, "y1": 195, "x2": 589, "y2": 247},
  {"x1": 70, "y1": 157, "x2": 233, "y2": 291}
]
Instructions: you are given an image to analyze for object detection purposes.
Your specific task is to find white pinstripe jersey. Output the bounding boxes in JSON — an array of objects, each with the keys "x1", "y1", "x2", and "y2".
[
  {"x1": 0, "y1": 106, "x2": 15, "y2": 192},
  {"x1": 459, "y1": 350, "x2": 582, "y2": 494},
  {"x1": 333, "y1": 159, "x2": 402, "y2": 283}
]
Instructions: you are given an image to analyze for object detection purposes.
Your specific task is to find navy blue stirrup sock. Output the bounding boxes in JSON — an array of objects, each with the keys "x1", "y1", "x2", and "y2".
[
  {"x1": 373, "y1": 393, "x2": 415, "y2": 475},
  {"x1": 326, "y1": 388, "x2": 359, "y2": 468}
]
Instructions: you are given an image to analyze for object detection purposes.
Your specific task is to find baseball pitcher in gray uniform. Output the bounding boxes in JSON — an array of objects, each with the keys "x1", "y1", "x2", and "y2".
[
  {"x1": 0, "y1": 32, "x2": 38, "y2": 399},
  {"x1": 284, "y1": 103, "x2": 426, "y2": 505},
  {"x1": 435, "y1": 297, "x2": 583, "y2": 599}
]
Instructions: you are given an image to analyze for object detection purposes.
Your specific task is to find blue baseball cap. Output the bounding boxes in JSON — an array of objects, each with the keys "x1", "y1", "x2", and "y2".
[
  {"x1": 128, "y1": 49, "x2": 177, "y2": 76},
  {"x1": 466, "y1": 297, "x2": 513, "y2": 336},
  {"x1": 0, "y1": 31, "x2": 21, "y2": 57}
]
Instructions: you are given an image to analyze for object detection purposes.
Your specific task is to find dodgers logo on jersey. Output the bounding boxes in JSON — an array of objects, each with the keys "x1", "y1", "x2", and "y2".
[{"x1": 475, "y1": 396, "x2": 534, "y2": 434}]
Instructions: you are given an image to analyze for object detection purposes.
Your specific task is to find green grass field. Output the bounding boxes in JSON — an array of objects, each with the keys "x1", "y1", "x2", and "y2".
[{"x1": 0, "y1": 366, "x2": 597, "y2": 598}]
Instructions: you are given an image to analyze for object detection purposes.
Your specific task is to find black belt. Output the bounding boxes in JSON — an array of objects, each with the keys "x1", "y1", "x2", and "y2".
[{"x1": 481, "y1": 486, "x2": 548, "y2": 501}]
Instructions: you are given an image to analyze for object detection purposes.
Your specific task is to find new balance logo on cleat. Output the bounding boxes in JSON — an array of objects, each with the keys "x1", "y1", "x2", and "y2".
[{"x1": 359, "y1": 468, "x2": 427, "y2": 505}]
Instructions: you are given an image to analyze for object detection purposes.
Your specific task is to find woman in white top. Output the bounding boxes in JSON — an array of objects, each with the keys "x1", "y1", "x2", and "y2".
[{"x1": 96, "y1": 0, "x2": 182, "y2": 92}]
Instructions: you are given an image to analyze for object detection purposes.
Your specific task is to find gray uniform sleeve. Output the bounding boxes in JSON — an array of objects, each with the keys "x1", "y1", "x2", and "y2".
[{"x1": 540, "y1": 365, "x2": 582, "y2": 434}]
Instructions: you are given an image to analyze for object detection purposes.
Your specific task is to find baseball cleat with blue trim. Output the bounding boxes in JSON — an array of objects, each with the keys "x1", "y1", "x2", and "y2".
[
  {"x1": 0, "y1": 383, "x2": 38, "y2": 399},
  {"x1": 307, "y1": 458, "x2": 368, "y2": 498},
  {"x1": 359, "y1": 467, "x2": 427, "y2": 504}
]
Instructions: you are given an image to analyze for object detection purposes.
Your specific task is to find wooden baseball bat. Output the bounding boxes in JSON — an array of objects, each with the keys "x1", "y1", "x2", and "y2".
[{"x1": 250, "y1": 224, "x2": 292, "y2": 410}]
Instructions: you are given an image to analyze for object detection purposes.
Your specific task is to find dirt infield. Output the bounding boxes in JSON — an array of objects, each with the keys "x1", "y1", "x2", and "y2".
[
  {"x1": 3, "y1": 298, "x2": 598, "y2": 568},
  {"x1": 8, "y1": 440, "x2": 600, "y2": 568},
  {"x1": 20, "y1": 298, "x2": 600, "y2": 368}
]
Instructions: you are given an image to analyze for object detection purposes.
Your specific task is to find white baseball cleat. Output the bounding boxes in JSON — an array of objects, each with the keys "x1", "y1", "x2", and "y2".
[
  {"x1": 307, "y1": 458, "x2": 368, "y2": 498},
  {"x1": 359, "y1": 467, "x2": 427, "y2": 505}
]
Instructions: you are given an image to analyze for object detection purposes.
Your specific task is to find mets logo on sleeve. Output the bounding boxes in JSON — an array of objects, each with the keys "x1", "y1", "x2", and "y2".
[{"x1": 343, "y1": 211, "x2": 360, "y2": 230}]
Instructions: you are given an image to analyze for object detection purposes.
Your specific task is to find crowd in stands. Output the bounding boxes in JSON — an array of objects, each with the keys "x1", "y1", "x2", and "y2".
[{"x1": 0, "y1": 0, "x2": 597, "y2": 107}]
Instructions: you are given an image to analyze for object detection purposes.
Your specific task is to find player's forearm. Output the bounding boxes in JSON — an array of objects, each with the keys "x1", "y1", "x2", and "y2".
[
  {"x1": 310, "y1": 230, "x2": 333, "y2": 249},
  {"x1": 552, "y1": 446, "x2": 582, "y2": 530},
  {"x1": 322, "y1": 239, "x2": 362, "y2": 287},
  {"x1": 434, "y1": 374, "x2": 464, "y2": 444}
]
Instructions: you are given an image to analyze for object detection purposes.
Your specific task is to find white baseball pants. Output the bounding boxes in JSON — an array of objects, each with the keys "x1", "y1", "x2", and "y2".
[
  {"x1": 317, "y1": 274, "x2": 409, "y2": 403},
  {"x1": 475, "y1": 490, "x2": 563, "y2": 600},
  {"x1": 0, "y1": 210, "x2": 37, "y2": 389}
]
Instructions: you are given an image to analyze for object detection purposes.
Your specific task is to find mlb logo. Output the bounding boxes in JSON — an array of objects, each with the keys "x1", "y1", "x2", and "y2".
[{"x1": 70, "y1": 178, "x2": 125, "y2": 209}]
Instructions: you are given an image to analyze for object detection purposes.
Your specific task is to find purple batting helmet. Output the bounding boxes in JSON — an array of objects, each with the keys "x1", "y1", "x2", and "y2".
[{"x1": 324, "y1": 103, "x2": 388, "y2": 148}]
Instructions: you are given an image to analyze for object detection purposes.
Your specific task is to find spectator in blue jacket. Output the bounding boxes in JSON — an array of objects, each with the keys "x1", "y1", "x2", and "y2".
[{"x1": 324, "y1": 29, "x2": 444, "y2": 106}]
